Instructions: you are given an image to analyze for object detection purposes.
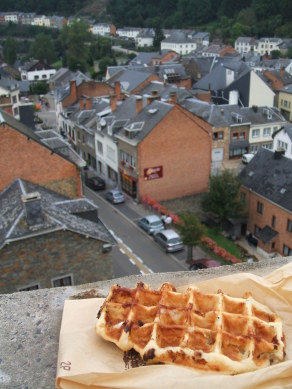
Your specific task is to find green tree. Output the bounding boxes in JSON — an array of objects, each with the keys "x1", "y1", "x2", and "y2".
[
  {"x1": 30, "y1": 81, "x2": 49, "y2": 95},
  {"x1": 61, "y1": 20, "x2": 92, "y2": 72},
  {"x1": 176, "y1": 214, "x2": 207, "y2": 261},
  {"x1": 30, "y1": 33, "x2": 57, "y2": 64},
  {"x1": 153, "y1": 26, "x2": 165, "y2": 51},
  {"x1": 4, "y1": 37, "x2": 17, "y2": 65},
  {"x1": 201, "y1": 170, "x2": 245, "y2": 226}
]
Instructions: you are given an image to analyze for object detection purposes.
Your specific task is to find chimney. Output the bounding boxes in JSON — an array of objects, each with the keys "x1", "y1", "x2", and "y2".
[
  {"x1": 169, "y1": 91, "x2": 177, "y2": 104},
  {"x1": 274, "y1": 148, "x2": 285, "y2": 159},
  {"x1": 146, "y1": 96, "x2": 154, "y2": 106},
  {"x1": 110, "y1": 92, "x2": 117, "y2": 112},
  {"x1": 21, "y1": 192, "x2": 44, "y2": 229},
  {"x1": 136, "y1": 96, "x2": 143, "y2": 115},
  {"x1": 79, "y1": 97, "x2": 85, "y2": 110},
  {"x1": 280, "y1": 68, "x2": 284, "y2": 78},
  {"x1": 70, "y1": 80, "x2": 77, "y2": 102},
  {"x1": 85, "y1": 97, "x2": 92, "y2": 110},
  {"x1": 114, "y1": 81, "x2": 121, "y2": 99}
]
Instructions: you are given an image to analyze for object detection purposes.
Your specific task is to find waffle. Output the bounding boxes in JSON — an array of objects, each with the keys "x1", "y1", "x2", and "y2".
[{"x1": 95, "y1": 282, "x2": 286, "y2": 374}]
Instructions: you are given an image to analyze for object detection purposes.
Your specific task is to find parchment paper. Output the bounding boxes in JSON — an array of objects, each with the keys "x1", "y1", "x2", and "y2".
[{"x1": 56, "y1": 263, "x2": 292, "y2": 389}]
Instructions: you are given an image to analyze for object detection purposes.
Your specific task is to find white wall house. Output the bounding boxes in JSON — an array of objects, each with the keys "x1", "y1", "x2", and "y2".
[
  {"x1": 248, "y1": 70, "x2": 275, "y2": 108},
  {"x1": 4, "y1": 13, "x2": 18, "y2": 23},
  {"x1": 254, "y1": 38, "x2": 282, "y2": 56},
  {"x1": 161, "y1": 33, "x2": 197, "y2": 55},
  {"x1": 248, "y1": 107, "x2": 286, "y2": 153},
  {"x1": 0, "y1": 81, "x2": 21, "y2": 119},
  {"x1": 21, "y1": 61, "x2": 56, "y2": 82},
  {"x1": 136, "y1": 29, "x2": 154, "y2": 47},
  {"x1": 272, "y1": 125, "x2": 292, "y2": 160},
  {"x1": 32, "y1": 15, "x2": 51, "y2": 27},
  {"x1": 116, "y1": 27, "x2": 140, "y2": 39},
  {"x1": 234, "y1": 37, "x2": 254, "y2": 54},
  {"x1": 92, "y1": 23, "x2": 111, "y2": 36}
]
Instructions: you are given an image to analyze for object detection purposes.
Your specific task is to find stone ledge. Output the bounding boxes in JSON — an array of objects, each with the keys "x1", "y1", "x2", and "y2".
[{"x1": 0, "y1": 257, "x2": 291, "y2": 389}]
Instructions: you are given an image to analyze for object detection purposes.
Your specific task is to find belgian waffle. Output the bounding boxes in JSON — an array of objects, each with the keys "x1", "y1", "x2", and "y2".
[{"x1": 95, "y1": 282, "x2": 286, "y2": 374}]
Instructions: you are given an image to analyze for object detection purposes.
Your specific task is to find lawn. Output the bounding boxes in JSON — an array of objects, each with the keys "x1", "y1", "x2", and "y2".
[{"x1": 202, "y1": 227, "x2": 245, "y2": 261}]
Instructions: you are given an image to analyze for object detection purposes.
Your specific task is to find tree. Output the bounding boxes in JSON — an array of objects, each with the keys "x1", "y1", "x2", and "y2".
[
  {"x1": 4, "y1": 37, "x2": 17, "y2": 65},
  {"x1": 30, "y1": 33, "x2": 57, "y2": 64},
  {"x1": 176, "y1": 214, "x2": 207, "y2": 261},
  {"x1": 201, "y1": 170, "x2": 245, "y2": 225},
  {"x1": 153, "y1": 26, "x2": 165, "y2": 51}
]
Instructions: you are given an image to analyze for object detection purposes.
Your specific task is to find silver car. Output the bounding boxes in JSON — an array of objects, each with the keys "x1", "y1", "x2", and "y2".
[
  {"x1": 138, "y1": 215, "x2": 165, "y2": 235},
  {"x1": 105, "y1": 189, "x2": 125, "y2": 204},
  {"x1": 153, "y1": 229, "x2": 184, "y2": 253}
]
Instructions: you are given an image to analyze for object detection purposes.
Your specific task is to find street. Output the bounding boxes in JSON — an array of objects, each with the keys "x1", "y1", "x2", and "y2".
[{"x1": 83, "y1": 186, "x2": 189, "y2": 278}]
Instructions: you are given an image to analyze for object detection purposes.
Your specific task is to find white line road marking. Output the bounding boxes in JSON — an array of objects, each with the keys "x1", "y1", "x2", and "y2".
[
  {"x1": 129, "y1": 258, "x2": 136, "y2": 266},
  {"x1": 119, "y1": 248, "x2": 126, "y2": 255},
  {"x1": 136, "y1": 256, "x2": 143, "y2": 263}
]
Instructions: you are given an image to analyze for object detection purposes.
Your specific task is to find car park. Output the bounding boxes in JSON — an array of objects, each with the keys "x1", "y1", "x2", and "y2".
[
  {"x1": 85, "y1": 176, "x2": 106, "y2": 191},
  {"x1": 138, "y1": 215, "x2": 165, "y2": 235},
  {"x1": 105, "y1": 189, "x2": 125, "y2": 204},
  {"x1": 153, "y1": 229, "x2": 184, "y2": 253}
]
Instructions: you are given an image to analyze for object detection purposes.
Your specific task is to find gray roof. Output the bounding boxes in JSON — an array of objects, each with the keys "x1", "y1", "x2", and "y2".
[
  {"x1": 0, "y1": 79, "x2": 20, "y2": 91},
  {"x1": 0, "y1": 179, "x2": 116, "y2": 250},
  {"x1": 0, "y1": 109, "x2": 85, "y2": 168},
  {"x1": 162, "y1": 32, "x2": 196, "y2": 44},
  {"x1": 279, "y1": 84, "x2": 292, "y2": 94},
  {"x1": 116, "y1": 100, "x2": 173, "y2": 145},
  {"x1": 273, "y1": 123, "x2": 292, "y2": 141},
  {"x1": 108, "y1": 69, "x2": 154, "y2": 93},
  {"x1": 239, "y1": 148, "x2": 292, "y2": 212}
]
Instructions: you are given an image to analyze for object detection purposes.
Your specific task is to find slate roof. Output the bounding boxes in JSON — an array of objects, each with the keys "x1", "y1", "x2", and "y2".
[
  {"x1": 239, "y1": 148, "x2": 292, "y2": 212},
  {"x1": 0, "y1": 79, "x2": 20, "y2": 92},
  {"x1": 272, "y1": 123, "x2": 292, "y2": 141},
  {"x1": 115, "y1": 100, "x2": 173, "y2": 145},
  {"x1": 162, "y1": 31, "x2": 196, "y2": 44},
  {"x1": 0, "y1": 109, "x2": 85, "y2": 168},
  {"x1": 0, "y1": 179, "x2": 116, "y2": 250},
  {"x1": 279, "y1": 84, "x2": 292, "y2": 94}
]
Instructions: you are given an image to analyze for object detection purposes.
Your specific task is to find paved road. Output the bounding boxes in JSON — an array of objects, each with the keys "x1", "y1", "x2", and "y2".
[{"x1": 83, "y1": 186, "x2": 189, "y2": 278}]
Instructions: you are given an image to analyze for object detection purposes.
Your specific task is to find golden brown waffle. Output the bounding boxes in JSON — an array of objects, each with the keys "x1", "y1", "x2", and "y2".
[{"x1": 95, "y1": 282, "x2": 286, "y2": 374}]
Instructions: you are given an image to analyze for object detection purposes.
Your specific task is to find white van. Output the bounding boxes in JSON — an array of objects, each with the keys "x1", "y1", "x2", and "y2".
[{"x1": 242, "y1": 153, "x2": 255, "y2": 164}]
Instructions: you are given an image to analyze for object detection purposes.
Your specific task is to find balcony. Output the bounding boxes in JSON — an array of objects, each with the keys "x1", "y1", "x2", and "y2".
[{"x1": 1, "y1": 257, "x2": 291, "y2": 388}]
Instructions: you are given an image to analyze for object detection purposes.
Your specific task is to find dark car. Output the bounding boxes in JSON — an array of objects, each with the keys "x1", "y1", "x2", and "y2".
[
  {"x1": 85, "y1": 176, "x2": 106, "y2": 191},
  {"x1": 189, "y1": 262, "x2": 207, "y2": 271},
  {"x1": 105, "y1": 189, "x2": 125, "y2": 204}
]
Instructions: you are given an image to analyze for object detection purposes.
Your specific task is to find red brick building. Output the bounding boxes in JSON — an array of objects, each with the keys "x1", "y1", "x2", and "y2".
[
  {"x1": 240, "y1": 148, "x2": 292, "y2": 256},
  {"x1": 116, "y1": 98, "x2": 212, "y2": 201},
  {"x1": 0, "y1": 109, "x2": 85, "y2": 198}
]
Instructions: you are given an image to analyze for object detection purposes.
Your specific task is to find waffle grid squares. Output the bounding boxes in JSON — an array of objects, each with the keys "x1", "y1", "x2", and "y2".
[{"x1": 96, "y1": 282, "x2": 285, "y2": 374}]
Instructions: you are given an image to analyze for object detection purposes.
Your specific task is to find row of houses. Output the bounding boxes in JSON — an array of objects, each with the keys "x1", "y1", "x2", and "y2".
[
  {"x1": 0, "y1": 12, "x2": 66, "y2": 29},
  {"x1": 235, "y1": 37, "x2": 292, "y2": 56}
]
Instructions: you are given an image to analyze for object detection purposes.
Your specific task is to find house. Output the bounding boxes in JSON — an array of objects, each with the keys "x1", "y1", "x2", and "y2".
[
  {"x1": 261, "y1": 69, "x2": 292, "y2": 92},
  {"x1": 234, "y1": 37, "x2": 255, "y2": 54},
  {"x1": 239, "y1": 148, "x2": 292, "y2": 257},
  {"x1": 199, "y1": 44, "x2": 237, "y2": 58},
  {"x1": 0, "y1": 178, "x2": 115, "y2": 294},
  {"x1": 32, "y1": 15, "x2": 51, "y2": 27},
  {"x1": 114, "y1": 96, "x2": 212, "y2": 201},
  {"x1": 129, "y1": 51, "x2": 178, "y2": 67},
  {"x1": 277, "y1": 84, "x2": 292, "y2": 121},
  {"x1": 254, "y1": 38, "x2": 282, "y2": 56},
  {"x1": 272, "y1": 124, "x2": 292, "y2": 159},
  {"x1": 116, "y1": 27, "x2": 141, "y2": 39},
  {"x1": 91, "y1": 23, "x2": 116, "y2": 36},
  {"x1": 0, "y1": 79, "x2": 21, "y2": 118},
  {"x1": 161, "y1": 32, "x2": 197, "y2": 55},
  {"x1": 48, "y1": 68, "x2": 90, "y2": 91},
  {"x1": 136, "y1": 29, "x2": 155, "y2": 47},
  {"x1": 20, "y1": 60, "x2": 56, "y2": 82},
  {"x1": 0, "y1": 108, "x2": 85, "y2": 197}
]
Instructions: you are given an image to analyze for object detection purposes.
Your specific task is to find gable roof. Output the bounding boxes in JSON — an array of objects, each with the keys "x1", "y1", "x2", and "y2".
[
  {"x1": 239, "y1": 148, "x2": 292, "y2": 212},
  {"x1": 0, "y1": 109, "x2": 85, "y2": 168},
  {"x1": 0, "y1": 179, "x2": 116, "y2": 250},
  {"x1": 272, "y1": 123, "x2": 292, "y2": 141}
]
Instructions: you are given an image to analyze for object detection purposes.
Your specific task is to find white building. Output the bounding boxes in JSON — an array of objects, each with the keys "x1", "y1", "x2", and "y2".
[
  {"x1": 272, "y1": 124, "x2": 292, "y2": 160},
  {"x1": 0, "y1": 80, "x2": 21, "y2": 119},
  {"x1": 21, "y1": 60, "x2": 56, "y2": 82},
  {"x1": 92, "y1": 23, "x2": 111, "y2": 36},
  {"x1": 161, "y1": 32, "x2": 197, "y2": 55},
  {"x1": 254, "y1": 38, "x2": 282, "y2": 56},
  {"x1": 4, "y1": 13, "x2": 19, "y2": 23},
  {"x1": 32, "y1": 15, "x2": 51, "y2": 27},
  {"x1": 248, "y1": 107, "x2": 286, "y2": 153},
  {"x1": 136, "y1": 29, "x2": 154, "y2": 47},
  {"x1": 234, "y1": 37, "x2": 254, "y2": 54},
  {"x1": 116, "y1": 27, "x2": 141, "y2": 39}
]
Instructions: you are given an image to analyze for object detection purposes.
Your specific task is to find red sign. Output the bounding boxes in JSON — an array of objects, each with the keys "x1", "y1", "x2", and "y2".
[{"x1": 144, "y1": 166, "x2": 163, "y2": 181}]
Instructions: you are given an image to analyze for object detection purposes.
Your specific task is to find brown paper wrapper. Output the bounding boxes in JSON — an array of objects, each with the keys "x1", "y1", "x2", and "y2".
[{"x1": 56, "y1": 263, "x2": 292, "y2": 389}]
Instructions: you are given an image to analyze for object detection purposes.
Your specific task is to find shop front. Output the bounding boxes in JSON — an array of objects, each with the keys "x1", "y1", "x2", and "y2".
[{"x1": 120, "y1": 169, "x2": 137, "y2": 198}]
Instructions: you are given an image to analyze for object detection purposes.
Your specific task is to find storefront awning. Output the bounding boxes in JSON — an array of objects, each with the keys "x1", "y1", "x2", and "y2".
[{"x1": 229, "y1": 140, "x2": 249, "y2": 150}]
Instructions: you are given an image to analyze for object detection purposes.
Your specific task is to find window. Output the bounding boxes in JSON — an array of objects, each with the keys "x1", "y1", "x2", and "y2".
[
  {"x1": 34, "y1": 75, "x2": 39, "y2": 80},
  {"x1": 240, "y1": 192, "x2": 246, "y2": 202},
  {"x1": 250, "y1": 145, "x2": 258, "y2": 153},
  {"x1": 252, "y1": 129, "x2": 260, "y2": 138},
  {"x1": 277, "y1": 140, "x2": 288, "y2": 150},
  {"x1": 12, "y1": 95, "x2": 17, "y2": 104},
  {"x1": 273, "y1": 126, "x2": 278, "y2": 133},
  {"x1": 18, "y1": 283, "x2": 40, "y2": 292},
  {"x1": 263, "y1": 127, "x2": 271, "y2": 137},
  {"x1": 272, "y1": 216, "x2": 276, "y2": 228},
  {"x1": 213, "y1": 131, "x2": 224, "y2": 140},
  {"x1": 283, "y1": 245, "x2": 292, "y2": 256},
  {"x1": 232, "y1": 132, "x2": 239, "y2": 140},
  {"x1": 42, "y1": 74, "x2": 47, "y2": 79},
  {"x1": 262, "y1": 143, "x2": 272, "y2": 150},
  {"x1": 52, "y1": 275, "x2": 73, "y2": 287},
  {"x1": 287, "y1": 219, "x2": 292, "y2": 232},
  {"x1": 254, "y1": 225, "x2": 261, "y2": 236},
  {"x1": 97, "y1": 140, "x2": 103, "y2": 155},
  {"x1": 257, "y1": 201, "x2": 263, "y2": 214}
]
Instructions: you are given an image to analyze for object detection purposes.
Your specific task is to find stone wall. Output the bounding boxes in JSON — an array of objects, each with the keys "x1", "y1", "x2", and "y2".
[{"x1": 0, "y1": 230, "x2": 113, "y2": 294}]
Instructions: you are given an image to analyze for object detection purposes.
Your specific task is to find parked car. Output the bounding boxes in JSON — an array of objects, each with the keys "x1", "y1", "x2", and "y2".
[
  {"x1": 85, "y1": 176, "x2": 106, "y2": 191},
  {"x1": 153, "y1": 229, "x2": 184, "y2": 253},
  {"x1": 242, "y1": 153, "x2": 255, "y2": 164},
  {"x1": 105, "y1": 189, "x2": 125, "y2": 204},
  {"x1": 138, "y1": 215, "x2": 165, "y2": 235}
]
